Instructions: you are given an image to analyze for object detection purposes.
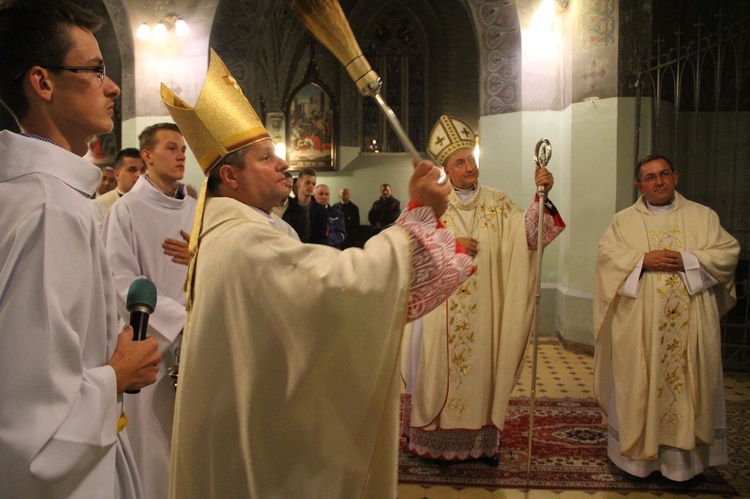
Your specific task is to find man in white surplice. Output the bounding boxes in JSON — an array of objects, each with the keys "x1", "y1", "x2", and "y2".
[
  {"x1": 0, "y1": 1, "x2": 160, "y2": 497},
  {"x1": 103, "y1": 123, "x2": 197, "y2": 499},
  {"x1": 594, "y1": 154, "x2": 739, "y2": 481}
]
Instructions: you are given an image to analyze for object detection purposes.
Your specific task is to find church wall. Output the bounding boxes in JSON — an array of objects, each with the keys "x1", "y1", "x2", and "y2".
[
  {"x1": 316, "y1": 149, "x2": 414, "y2": 213},
  {"x1": 480, "y1": 110, "x2": 564, "y2": 337},
  {"x1": 121, "y1": 0, "x2": 219, "y2": 117},
  {"x1": 476, "y1": 96, "x2": 637, "y2": 345}
]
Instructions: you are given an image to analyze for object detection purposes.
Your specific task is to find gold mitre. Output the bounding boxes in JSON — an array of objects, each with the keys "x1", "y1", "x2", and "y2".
[
  {"x1": 427, "y1": 115, "x2": 476, "y2": 166},
  {"x1": 160, "y1": 48, "x2": 270, "y2": 175}
]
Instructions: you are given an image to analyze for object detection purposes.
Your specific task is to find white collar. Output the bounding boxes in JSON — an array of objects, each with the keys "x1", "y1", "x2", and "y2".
[
  {"x1": 645, "y1": 197, "x2": 675, "y2": 216},
  {"x1": 454, "y1": 183, "x2": 477, "y2": 203},
  {"x1": 0, "y1": 130, "x2": 100, "y2": 197}
]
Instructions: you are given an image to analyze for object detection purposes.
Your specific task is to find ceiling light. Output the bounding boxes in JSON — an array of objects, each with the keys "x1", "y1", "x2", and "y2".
[{"x1": 136, "y1": 22, "x2": 151, "y2": 41}]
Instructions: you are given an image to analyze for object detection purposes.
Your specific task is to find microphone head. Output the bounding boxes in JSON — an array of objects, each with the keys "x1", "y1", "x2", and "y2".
[{"x1": 126, "y1": 278, "x2": 157, "y2": 314}]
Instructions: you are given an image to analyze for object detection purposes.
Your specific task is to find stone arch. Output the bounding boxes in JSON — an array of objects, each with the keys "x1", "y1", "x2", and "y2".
[
  {"x1": 101, "y1": 0, "x2": 134, "y2": 122},
  {"x1": 461, "y1": 0, "x2": 522, "y2": 116}
]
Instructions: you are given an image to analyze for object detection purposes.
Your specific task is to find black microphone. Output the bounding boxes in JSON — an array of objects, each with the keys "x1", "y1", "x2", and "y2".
[{"x1": 124, "y1": 278, "x2": 157, "y2": 394}]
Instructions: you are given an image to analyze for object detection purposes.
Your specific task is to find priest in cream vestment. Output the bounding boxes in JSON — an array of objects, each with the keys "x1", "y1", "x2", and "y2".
[
  {"x1": 401, "y1": 116, "x2": 565, "y2": 463},
  {"x1": 160, "y1": 50, "x2": 474, "y2": 498},
  {"x1": 594, "y1": 154, "x2": 739, "y2": 481}
]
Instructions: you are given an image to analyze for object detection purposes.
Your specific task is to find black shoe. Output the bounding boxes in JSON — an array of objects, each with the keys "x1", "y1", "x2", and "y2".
[{"x1": 479, "y1": 455, "x2": 499, "y2": 467}]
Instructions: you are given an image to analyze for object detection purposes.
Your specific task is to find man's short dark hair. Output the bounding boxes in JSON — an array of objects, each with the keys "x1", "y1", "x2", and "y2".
[
  {"x1": 0, "y1": 0, "x2": 104, "y2": 122},
  {"x1": 207, "y1": 146, "x2": 250, "y2": 196},
  {"x1": 635, "y1": 154, "x2": 674, "y2": 182},
  {"x1": 298, "y1": 167, "x2": 317, "y2": 180},
  {"x1": 138, "y1": 122, "x2": 181, "y2": 152},
  {"x1": 114, "y1": 147, "x2": 141, "y2": 169}
]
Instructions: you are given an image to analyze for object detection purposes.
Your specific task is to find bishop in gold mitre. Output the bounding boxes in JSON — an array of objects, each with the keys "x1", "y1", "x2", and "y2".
[
  {"x1": 160, "y1": 48, "x2": 270, "y2": 309},
  {"x1": 159, "y1": 49, "x2": 474, "y2": 499}
]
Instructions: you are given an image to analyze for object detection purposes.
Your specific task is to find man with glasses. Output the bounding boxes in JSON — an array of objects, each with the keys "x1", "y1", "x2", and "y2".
[
  {"x1": 594, "y1": 154, "x2": 739, "y2": 481},
  {"x1": 313, "y1": 184, "x2": 346, "y2": 248},
  {"x1": 0, "y1": 1, "x2": 161, "y2": 497}
]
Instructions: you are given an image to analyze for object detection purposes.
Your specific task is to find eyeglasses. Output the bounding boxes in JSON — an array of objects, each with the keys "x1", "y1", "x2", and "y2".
[
  {"x1": 12, "y1": 64, "x2": 106, "y2": 82},
  {"x1": 638, "y1": 169, "x2": 674, "y2": 183}
]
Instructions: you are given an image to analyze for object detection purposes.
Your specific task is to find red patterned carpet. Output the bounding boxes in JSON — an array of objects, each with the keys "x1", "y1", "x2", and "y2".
[{"x1": 399, "y1": 397, "x2": 739, "y2": 496}]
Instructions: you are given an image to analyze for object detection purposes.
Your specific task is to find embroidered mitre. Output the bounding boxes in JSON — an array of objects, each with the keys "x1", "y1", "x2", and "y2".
[
  {"x1": 160, "y1": 48, "x2": 271, "y2": 311},
  {"x1": 160, "y1": 48, "x2": 269, "y2": 175},
  {"x1": 427, "y1": 115, "x2": 476, "y2": 166}
]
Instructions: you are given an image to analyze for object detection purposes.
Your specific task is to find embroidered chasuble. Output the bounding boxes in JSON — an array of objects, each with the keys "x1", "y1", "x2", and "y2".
[
  {"x1": 402, "y1": 185, "x2": 564, "y2": 459},
  {"x1": 594, "y1": 192, "x2": 739, "y2": 462},
  {"x1": 170, "y1": 197, "x2": 472, "y2": 498}
]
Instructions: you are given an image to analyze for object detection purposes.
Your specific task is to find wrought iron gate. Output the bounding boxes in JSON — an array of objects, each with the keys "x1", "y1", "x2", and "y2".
[{"x1": 633, "y1": 10, "x2": 750, "y2": 370}]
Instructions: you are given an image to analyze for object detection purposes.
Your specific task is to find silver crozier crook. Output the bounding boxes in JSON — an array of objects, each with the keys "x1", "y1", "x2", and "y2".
[{"x1": 526, "y1": 138, "x2": 551, "y2": 480}]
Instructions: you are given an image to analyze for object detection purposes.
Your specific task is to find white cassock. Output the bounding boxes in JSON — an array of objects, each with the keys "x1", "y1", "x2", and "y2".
[
  {"x1": 0, "y1": 131, "x2": 142, "y2": 498},
  {"x1": 103, "y1": 175, "x2": 197, "y2": 498},
  {"x1": 170, "y1": 197, "x2": 473, "y2": 498}
]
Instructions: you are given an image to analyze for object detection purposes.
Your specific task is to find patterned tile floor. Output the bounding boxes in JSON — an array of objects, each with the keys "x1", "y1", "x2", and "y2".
[{"x1": 398, "y1": 338, "x2": 750, "y2": 499}]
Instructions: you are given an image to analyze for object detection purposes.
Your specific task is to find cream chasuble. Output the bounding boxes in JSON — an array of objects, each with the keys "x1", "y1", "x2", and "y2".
[
  {"x1": 594, "y1": 192, "x2": 739, "y2": 461},
  {"x1": 171, "y1": 197, "x2": 470, "y2": 498},
  {"x1": 405, "y1": 185, "x2": 543, "y2": 442}
]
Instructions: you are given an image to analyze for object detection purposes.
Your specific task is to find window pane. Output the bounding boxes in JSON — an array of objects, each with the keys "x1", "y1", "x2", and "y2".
[{"x1": 362, "y1": 8, "x2": 426, "y2": 153}]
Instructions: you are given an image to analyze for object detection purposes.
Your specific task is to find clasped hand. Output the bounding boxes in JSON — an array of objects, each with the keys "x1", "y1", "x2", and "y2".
[{"x1": 643, "y1": 249, "x2": 684, "y2": 272}]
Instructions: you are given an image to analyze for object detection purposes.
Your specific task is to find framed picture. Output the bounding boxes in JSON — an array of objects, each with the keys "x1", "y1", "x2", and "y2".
[{"x1": 286, "y1": 76, "x2": 335, "y2": 171}]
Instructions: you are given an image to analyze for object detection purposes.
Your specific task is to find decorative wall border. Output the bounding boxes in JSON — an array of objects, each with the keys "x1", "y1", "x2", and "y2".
[{"x1": 464, "y1": 0, "x2": 521, "y2": 116}]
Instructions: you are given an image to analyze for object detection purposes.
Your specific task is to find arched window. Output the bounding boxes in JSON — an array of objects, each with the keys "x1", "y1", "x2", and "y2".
[{"x1": 361, "y1": 6, "x2": 427, "y2": 153}]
